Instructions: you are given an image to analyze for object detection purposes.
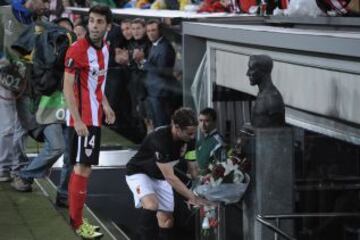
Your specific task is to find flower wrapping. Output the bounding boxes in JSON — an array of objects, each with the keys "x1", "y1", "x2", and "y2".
[
  {"x1": 194, "y1": 175, "x2": 249, "y2": 204},
  {"x1": 194, "y1": 158, "x2": 250, "y2": 204}
]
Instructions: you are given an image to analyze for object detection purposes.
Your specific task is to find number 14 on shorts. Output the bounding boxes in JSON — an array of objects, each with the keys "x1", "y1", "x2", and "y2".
[
  {"x1": 84, "y1": 135, "x2": 96, "y2": 148},
  {"x1": 84, "y1": 135, "x2": 96, "y2": 157}
]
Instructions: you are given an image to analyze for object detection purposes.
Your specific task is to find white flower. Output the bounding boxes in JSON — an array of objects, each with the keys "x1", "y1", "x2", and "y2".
[
  {"x1": 204, "y1": 206, "x2": 211, "y2": 212},
  {"x1": 208, "y1": 163, "x2": 214, "y2": 171},
  {"x1": 210, "y1": 176, "x2": 223, "y2": 186},
  {"x1": 220, "y1": 159, "x2": 239, "y2": 176},
  {"x1": 207, "y1": 207, "x2": 216, "y2": 218},
  {"x1": 233, "y1": 169, "x2": 244, "y2": 184},
  {"x1": 202, "y1": 216, "x2": 210, "y2": 229}
]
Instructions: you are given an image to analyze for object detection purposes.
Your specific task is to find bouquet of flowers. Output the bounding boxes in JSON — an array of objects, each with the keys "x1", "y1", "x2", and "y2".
[
  {"x1": 194, "y1": 135, "x2": 251, "y2": 204},
  {"x1": 194, "y1": 138, "x2": 251, "y2": 239},
  {"x1": 194, "y1": 156, "x2": 250, "y2": 204},
  {"x1": 194, "y1": 156, "x2": 250, "y2": 239}
]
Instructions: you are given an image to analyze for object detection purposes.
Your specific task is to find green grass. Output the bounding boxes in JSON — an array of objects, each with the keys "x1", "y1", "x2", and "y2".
[
  {"x1": 0, "y1": 182, "x2": 79, "y2": 240},
  {"x1": 101, "y1": 126, "x2": 134, "y2": 148},
  {"x1": 26, "y1": 126, "x2": 134, "y2": 153},
  {"x1": 0, "y1": 178, "x2": 129, "y2": 240}
]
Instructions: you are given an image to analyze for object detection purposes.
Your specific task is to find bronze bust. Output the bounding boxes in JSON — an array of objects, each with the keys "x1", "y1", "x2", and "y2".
[{"x1": 247, "y1": 55, "x2": 285, "y2": 128}]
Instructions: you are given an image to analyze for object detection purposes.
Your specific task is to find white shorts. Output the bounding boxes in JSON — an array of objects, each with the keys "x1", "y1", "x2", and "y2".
[{"x1": 126, "y1": 173, "x2": 174, "y2": 212}]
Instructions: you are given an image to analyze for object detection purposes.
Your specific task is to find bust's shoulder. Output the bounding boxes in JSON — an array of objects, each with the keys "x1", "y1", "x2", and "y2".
[
  {"x1": 256, "y1": 87, "x2": 284, "y2": 112},
  {"x1": 258, "y1": 86, "x2": 283, "y2": 101}
]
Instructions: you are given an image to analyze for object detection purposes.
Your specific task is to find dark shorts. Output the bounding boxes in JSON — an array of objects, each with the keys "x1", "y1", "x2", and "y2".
[{"x1": 67, "y1": 126, "x2": 101, "y2": 166}]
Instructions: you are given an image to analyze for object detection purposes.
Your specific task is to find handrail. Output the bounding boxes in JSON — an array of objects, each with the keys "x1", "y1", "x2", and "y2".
[
  {"x1": 256, "y1": 212, "x2": 360, "y2": 240},
  {"x1": 296, "y1": 176, "x2": 360, "y2": 182},
  {"x1": 260, "y1": 212, "x2": 360, "y2": 219},
  {"x1": 256, "y1": 215, "x2": 296, "y2": 240}
]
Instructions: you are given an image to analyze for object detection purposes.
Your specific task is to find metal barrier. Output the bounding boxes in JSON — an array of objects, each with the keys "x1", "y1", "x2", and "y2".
[{"x1": 256, "y1": 212, "x2": 360, "y2": 240}]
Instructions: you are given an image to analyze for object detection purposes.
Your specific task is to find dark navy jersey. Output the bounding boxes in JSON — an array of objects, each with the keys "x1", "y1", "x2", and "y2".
[{"x1": 126, "y1": 126, "x2": 192, "y2": 179}]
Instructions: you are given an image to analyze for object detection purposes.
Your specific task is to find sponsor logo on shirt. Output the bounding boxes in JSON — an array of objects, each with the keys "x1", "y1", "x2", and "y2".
[
  {"x1": 98, "y1": 69, "x2": 106, "y2": 76},
  {"x1": 90, "y1": 68, "x2": 106, "y2": 77}
]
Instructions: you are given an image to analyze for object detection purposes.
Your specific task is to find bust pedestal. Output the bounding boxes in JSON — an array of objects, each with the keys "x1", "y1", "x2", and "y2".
[{"x1": 242, "y1": 127, "x2": 294, "y2": 240}]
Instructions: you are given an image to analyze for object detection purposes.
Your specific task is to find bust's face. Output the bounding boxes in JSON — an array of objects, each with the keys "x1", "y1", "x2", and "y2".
[{"x1": 246, "y1": 59, "x2": 262, "y2": 86}]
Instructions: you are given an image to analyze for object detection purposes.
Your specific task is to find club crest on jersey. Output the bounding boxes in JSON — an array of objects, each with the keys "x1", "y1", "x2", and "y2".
[
  {"x1": 136, "y1": 185, "x2": 141, "y2": 195},
  {"x1": 65, "y1": 58, "x2": 74, "y2": 68},
  {"x1": 85, "y1": 148, "x2": 93, "y2": 157}
]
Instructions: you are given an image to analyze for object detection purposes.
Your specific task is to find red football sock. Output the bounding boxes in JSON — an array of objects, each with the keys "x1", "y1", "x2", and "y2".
[
  {"x1": 68, "y1": 172, "x2": 88, "y2": 229},
  {"x1": 280, "y1": 0, "x2": 288, "y2": 9}
]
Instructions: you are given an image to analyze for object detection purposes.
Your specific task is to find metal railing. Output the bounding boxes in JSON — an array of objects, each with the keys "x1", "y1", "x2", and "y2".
[
  {"x1": 256, "y1": 212, "x2": 360, "y2": 240},
  {"x1": 256, "y1": 215, "x2": 296, "y2": 240}
]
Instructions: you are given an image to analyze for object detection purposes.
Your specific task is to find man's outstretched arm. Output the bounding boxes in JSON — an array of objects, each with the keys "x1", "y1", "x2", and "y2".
[{"x1": 157, "y1": 161, "x2": 208, "y2": 206}]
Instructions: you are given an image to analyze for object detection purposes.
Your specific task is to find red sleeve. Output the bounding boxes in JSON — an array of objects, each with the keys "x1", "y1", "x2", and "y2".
[{"x1": 64, "y1": 43, "x2": 81, "y2": 75}]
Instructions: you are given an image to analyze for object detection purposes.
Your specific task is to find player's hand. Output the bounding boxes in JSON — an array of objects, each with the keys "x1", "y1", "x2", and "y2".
[
  {"x1": 74, "y1": 120, "x2": 89, "y2": 137},
  {"x1": 188, "y1": 195, "x2": 212, "y2": 207},
  {"x1": 103, "y1": 104, "x2": 115, "y2": 124}
]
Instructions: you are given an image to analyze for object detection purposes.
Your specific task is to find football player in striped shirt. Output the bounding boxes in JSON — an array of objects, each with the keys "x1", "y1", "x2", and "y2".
[{"x1": 63, "y1": 5, "x2": 115, "y2": 239}]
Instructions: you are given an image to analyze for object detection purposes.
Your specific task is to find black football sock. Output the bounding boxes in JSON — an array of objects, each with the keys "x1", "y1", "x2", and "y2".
[
  {"x1": 138, "y1": 208, "x2": 158, "y2": 240},
  {"x1": 158, "y1": 227, "x2": 173, "y2": 240}
]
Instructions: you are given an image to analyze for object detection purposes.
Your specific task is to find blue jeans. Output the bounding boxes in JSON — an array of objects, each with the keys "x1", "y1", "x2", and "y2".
[
  {"x1": 0, "y1": 86, "x2": 28, "y2": 177},
  {"x1": 20, "y1": 124, "x2": 65, "y2": 181},
  {"x1": 56, "y1": 127, "x2": 73, "y2": 200}
]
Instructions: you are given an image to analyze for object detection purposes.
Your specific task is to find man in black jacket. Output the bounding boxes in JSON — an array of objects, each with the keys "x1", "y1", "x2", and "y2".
[
  {"x1": 128, "y1": 18, "x2": 151, "y2": 133},
  {"x1": 114, "y1": 18, "x2": 152, "y2": 141},
  {"x1": 138, "y1": 19, "x2": 176, "y2": 128}
]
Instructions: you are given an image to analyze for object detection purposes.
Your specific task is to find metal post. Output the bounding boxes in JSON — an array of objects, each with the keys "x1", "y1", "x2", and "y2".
[
  {"x1": 275, "y1": 218, "x2": 280, "y2": 240},
  {"x1": 217, "y1": 204, "x2": 226, "y2": 240},
  {"x1": 195, "y1": 207, "x2": 200, "y2": 240}
]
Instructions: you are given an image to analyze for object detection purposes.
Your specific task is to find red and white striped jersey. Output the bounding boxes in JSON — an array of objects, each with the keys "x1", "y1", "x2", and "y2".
[{"x1": 64, "y1": 37, "x2": 109, "y2": 127}]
